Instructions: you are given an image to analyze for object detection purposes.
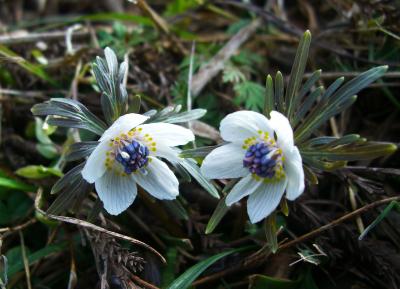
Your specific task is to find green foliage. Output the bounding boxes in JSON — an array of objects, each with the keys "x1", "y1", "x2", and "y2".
[
  {"x1": 6, "y1": 242, "x2": 68, "y2": 278},
  {"x1": 97, "y1": 22, "x2": 157, "y2": 56},
  {"x1": 34, "y1": 117, "x2": 59, "y2": 159},
  {"x1": 93, "y1": 47, "x2": 129, "y2": 124},
  {"x1": 359, "y1": 201, "x2": 400, "y2": 240},
  {"x1": 260, "y1": 30, "x2": 396, "y2": 174},
  {"x1": 205, "y1": 196, "x2": 229, "y2": 234},
  {"x1": 0, "y1": 191, "x2": 32, "y2": 226},
  {"x1": 300, "y1": 135, "x2": 397, "y2": 171},
  {"x1": 0, "y1": 45, "x2": 57, "y2": 86},
  {"x1": 166, "y1": 247, "x2": 250, "y2": 289},
  {"x1": 249, "y1": 269, "x2": 319, "y2": 289},
  {"x1": 0, "y1": 176, "x2": 35, "y2": 192},
  {"x1": 165, "y1": 0, "x2": 203, "y2": 17},
  {"x1": 15, "y1": 165, "x2": 63, "y2": 179},
  {"x1": 234, "y1": 81, "x2": 265, "y2": 111},
  {"x1": 31, "y1": 98, "x2": 107, "y2": 136}
]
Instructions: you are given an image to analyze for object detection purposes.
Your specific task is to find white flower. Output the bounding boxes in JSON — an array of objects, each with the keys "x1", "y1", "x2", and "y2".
[
  {"x1": 81, "y1": 113, "x2": 194, "y2": 215},
  {"x1": 200, "y1": 110, "x2": 305, "y2": 223}
]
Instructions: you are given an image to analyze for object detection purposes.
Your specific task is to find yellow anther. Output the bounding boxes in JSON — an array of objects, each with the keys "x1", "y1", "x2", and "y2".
[
  {"x1": 151, "y1": 148, "x2": 156, "y2": 152},
  {"x1": 145, "y1": 133, "x2": 149, "y2": 137},
  {"x1": 151, "y1": 142, "x2": 156, "y2": 146},
  {"x1": 138, "y1": 128, "x2": 143, "y2": 131}
]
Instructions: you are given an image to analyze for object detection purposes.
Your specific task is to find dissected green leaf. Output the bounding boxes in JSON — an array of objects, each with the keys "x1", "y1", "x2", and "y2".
[{"x1": 234, "y1": 81, "x2": 265, "y2": 111}]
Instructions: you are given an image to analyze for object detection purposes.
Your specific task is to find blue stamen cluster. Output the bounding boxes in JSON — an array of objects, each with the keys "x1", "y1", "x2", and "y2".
[
  {"x1": 243, "y1": 142, "x2": 276, "y2": 178},
  {"x1": 115, "y1": 140, "x2": 149, "y2": 174}
]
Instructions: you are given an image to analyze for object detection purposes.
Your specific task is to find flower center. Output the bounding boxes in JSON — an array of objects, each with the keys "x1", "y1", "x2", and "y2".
[
  {"x1": 242, "y1": 131, "x2": 285, "y2": 181},
  {"x1": 104, "y1": 127, "x2": 157, "y2": 176},
  {"x1": 115, "y1": 140, "x2": 149, "y2": 174}
]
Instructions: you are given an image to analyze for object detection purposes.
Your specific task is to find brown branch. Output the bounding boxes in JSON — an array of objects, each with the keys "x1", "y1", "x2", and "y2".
[
  {"x1": 0, "y1": 218, "x2": 37, "y2": 234},
  {"x1": 192, "y1": 196, "x2": 400, "y2": 286},
  {"x1": 130, "y1": 274, "x2": 161, "y2": 289},
  {"x1": 191, "y1": 18, "x2": 262, "y2": 98},
  {"x1": 279, "y1": 196, "x2": 400, "y2": 250},
  {"x1": 34, "y1": 190, "x2": 166, "y2": 264}
]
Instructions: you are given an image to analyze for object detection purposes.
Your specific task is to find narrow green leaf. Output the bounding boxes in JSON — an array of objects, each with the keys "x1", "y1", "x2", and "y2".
[
  {"x1": 32, "y1": 98, "x2": 107, "y2": 136},
  {"x1": 297, "y1": 70, "x2": 321, "y2": 102},
  {"x1": 180, "y1": 145, "x2": 220, "y2": 159},
  {"x1": 249, "y1": 274, "x2": 300, "y2": 289},
  {"x1": 265, "y1": 213, "x2": 278, "y2": 253},
  {"x1": 51, "y1": 163, "x2": 85, "y2": 194},
  {"x1": 0, "y1": 45, "x2": 57, "y2": 86},
  {"x1": 292, "y1": 86, "x2": 324, "y2": 127},
  {"x1": 286, "y1": 30, "x2": 312, "y2": 119},
  {"x1": 295, "y1": 66, "x2": 387, "y2": 143},
  {"x1": 264, "y1": 75, "x2": 274, "y2": 116},
  {"x1": 359, "y1": 201, "x2": 400, "y2": 240},
  {"x1": 163, "y1": 199, "x2": 189, "y2": 221},
  {"x1": 162, "y1": 109, "x2": 207, "y2": 123},
  {"x1": 166, "y1": 247, "x2": 250, "y2": 289},
  {"x1": 7, "y1": 242, "x2": 68, "y2": 277},
  {"x1": 15, "y1": 165, "x2": 63, "y2": 180},
  {"x1": 0, "y1": 177, "x2": 35, "y2": 192},
  {"x1": 301, "y1": 142, "x2": 397, "y2": 161},
  {"x1": 274, "y1": 71, "x2": 285, "y2": 112},
  {"x1": 77, "y1": 13, "x2": 153, "y2": 26},
  {"x1": 180, "y1": 159, "x2": 220, "y2": 199},
  {"x1": 162, "y1": 247, "x2": 178, "y2": 287},
  {"x1": 205, "y1": 196, "x2": 229, "y2": 234},
  {"x1": 66, "y1": 141, "x2": 98, "y2": 161}
]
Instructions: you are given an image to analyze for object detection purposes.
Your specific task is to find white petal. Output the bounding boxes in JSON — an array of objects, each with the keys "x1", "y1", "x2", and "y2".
[
  {"x1": 225, "y1": 174, "x2": 262, "y2": 206},
  {"x1": 154, "y1": 143, "x2": 181, "y2": 164},
  {"x1": 81, "y1": 140, "x2": 109, "y2": 183},
  {"x1": 269, "y1": 111, "x2": 294, "y2": 153},
  {"x1": 95, "y1": 170, "x2": 137, "y2": 215},
  {"x1": 99, "y1": 113, "x2": 149, "y2": 141},
  {"x1": 133, "y1": 157, "x2": 179, "y2": 200},
  {"x1": 138, "y1": 123, "x2": 194, "y2": 147},
  {"x1": 247, "y1": 178, "x2": 287, "y2": 223},
  {"x1": 284, "y1": 146, "x2": 305, "y2": 200},
  {"x1": 200, "y1": 143, "x2": 248, "y2": 179},
  {"x1": 220, "y1": 111, "x2": 274, "y2": 143}
]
